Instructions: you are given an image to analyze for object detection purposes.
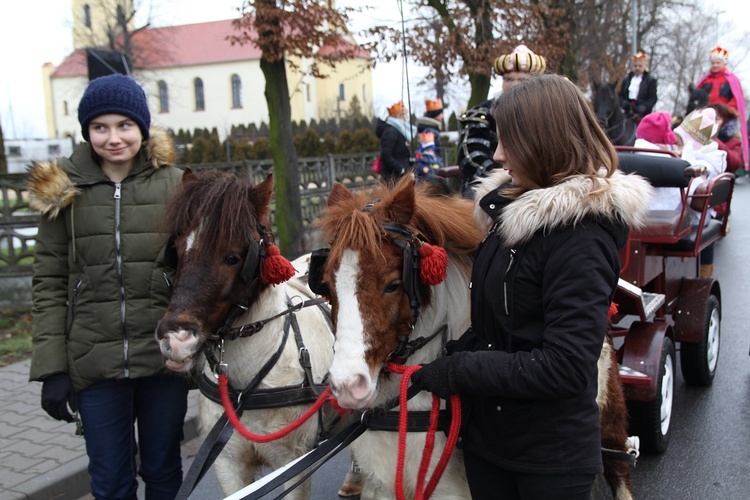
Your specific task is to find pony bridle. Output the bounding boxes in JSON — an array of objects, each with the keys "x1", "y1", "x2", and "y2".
[{"x1": 308, "y1": 221, "x2": 444, "y2": 365}]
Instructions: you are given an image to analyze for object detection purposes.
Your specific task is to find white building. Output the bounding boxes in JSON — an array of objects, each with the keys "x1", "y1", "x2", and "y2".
[
  {"x1": 4, "y1": 138, "x2": 75, "y2": 174},
  {"x1": 44, "y1": 1, "x2": 374, "y2": 142}
]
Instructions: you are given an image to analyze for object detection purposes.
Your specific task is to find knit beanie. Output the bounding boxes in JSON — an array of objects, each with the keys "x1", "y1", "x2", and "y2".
[
  {"x1": 636, "y1": 112, "x2": 676, "y2": 145},
  {"x1": 78, "y1": 74, "x2": 151, "y2": 141},
  {"x1": 675, "y1": 108, "x2": 719, "y2": 149}
]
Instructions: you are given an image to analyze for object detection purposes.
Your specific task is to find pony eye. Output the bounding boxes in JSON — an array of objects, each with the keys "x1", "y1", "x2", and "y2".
[
  {"x1": 384, "y1": 280, "x2": 401, "y2": 294},
  {"x1": 223, "y1": 253, "x2": 242, "y2": 266}
]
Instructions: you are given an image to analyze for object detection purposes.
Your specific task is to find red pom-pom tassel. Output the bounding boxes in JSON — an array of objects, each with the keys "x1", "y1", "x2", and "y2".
[
  {"x1": 418, "y1": 243, "x2": 448, "y2": 285},
  {"x1": 262, "y1": 244, "x2": 296, "y2": 285},
  {"x1": 608, "y1": 302, "x2": 619, "y2": 319}
]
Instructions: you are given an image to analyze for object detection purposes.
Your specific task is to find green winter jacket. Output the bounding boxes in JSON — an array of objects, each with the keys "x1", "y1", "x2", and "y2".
[{"x1": 27, "y1": 128, "x2": 184, "y2": 393}]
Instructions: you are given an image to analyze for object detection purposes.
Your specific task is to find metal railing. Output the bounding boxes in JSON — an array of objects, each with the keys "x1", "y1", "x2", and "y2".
[{"x1": 0, "y1": 152, "x2": 380, "y2": 277}]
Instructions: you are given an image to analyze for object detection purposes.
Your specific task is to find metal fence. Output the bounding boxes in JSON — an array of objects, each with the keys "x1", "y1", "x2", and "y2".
[{"x1": 0, "y1": 152, "x2": 380, "y2": 278}]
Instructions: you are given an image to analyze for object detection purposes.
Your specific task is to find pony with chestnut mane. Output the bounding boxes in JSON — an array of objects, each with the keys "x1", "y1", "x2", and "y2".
[
  {"x1": 314, "y1": 176, "x2": 635, "y2": 499},
  {"x1": 155, "y1": 169, "x2": 338, "y2": 499}
]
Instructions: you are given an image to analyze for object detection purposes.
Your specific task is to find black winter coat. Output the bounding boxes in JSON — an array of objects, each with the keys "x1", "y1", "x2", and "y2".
[
  {"x1": 618, "y1": 71, "x2": 658, "y2": 117},
  {"x1": 447, "y1": 169, "x2": 652, "y2": 475},
  {"x1": 376, "y1": 118, "x2": 413, "y2": 182}
]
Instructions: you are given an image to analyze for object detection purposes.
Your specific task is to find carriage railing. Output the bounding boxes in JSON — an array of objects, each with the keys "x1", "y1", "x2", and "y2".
[{"x1": 0, "y1": 152, "x2": 381, "y2": 275}]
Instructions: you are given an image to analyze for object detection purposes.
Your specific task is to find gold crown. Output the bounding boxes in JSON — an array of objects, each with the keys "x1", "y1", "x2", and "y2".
[
  {"x1": 631, "y1": 52, "x2": 648, "y2": 62},
  {"x1": 387, "y1": 101, "x2": 404, "y2": 117},
  {"x1": 710, "y1": 46, "x2": 728, "y2": 62},
  {"x1": 680, "y1": 110, "x2": 718, "y2": 145},
  {"x1": 493, "y1": 45, "x2": 546, "y2": 75},
  {"x1": 425, "y1": 99, "x2": 443, "y2": 112}
]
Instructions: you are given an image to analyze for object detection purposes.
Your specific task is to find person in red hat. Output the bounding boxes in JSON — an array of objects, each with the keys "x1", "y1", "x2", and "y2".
[
  {"x1": 696, "y1": 46, "x2": 748, "y2": 171},
  {"x1": 618, "y1": 51, "x2": 658, "y2": 123}
]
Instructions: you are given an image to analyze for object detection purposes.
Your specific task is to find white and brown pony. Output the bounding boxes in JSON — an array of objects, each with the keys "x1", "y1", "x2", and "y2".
[
  {"x1": 314, "y1": 176, "x2": 635, "y2": 499},
  {"x1": 155, "y1": 170, "x2": 337, "y2": 498}
]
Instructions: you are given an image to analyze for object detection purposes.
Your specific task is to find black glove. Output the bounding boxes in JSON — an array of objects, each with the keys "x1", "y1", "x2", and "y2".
[
  {"x1": 410, "y1": 355, "x2": 456, "y2": 400},
  {"x1": 41, "y1": 373, "x2": 77, "y2": 422}
]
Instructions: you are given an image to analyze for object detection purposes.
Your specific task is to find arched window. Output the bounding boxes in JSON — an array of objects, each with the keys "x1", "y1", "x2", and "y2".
[
  {"x1": 63, "y1": 101, "x2": 69, "y2": 116},
  {"x1": 362, "y1": 84, "x2": 367, "y2": 102},
  {"x1": 194, "y1": 78, "x2": 205, "y2": 111},
  {"x1": 338, "y1": 83, "x2": 345, "y2": 101},
  {"x1": 231, "y1": 74, "x2": 242, "y2": 108},
  {"x1": 83, "y1": 4, "x2": 92, "y2": 28},
  {"x1": 158, "y1": 81, "x2": 169, "y2": 113}
]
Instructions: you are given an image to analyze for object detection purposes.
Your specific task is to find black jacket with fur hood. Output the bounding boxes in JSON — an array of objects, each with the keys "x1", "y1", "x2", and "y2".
[
  {"x1": 27, "y1": 128, "x2": 184, "y2": 393},
  {"x1": 447, "y1": 168, "x2": 652, "y2": 475}
]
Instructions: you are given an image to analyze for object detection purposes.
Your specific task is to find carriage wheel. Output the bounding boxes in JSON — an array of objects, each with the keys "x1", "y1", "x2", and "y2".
[
  {"x1": 680, "y1": 294, "x2": 720, "y2": 386},
  {"x1": 628, "y1": 337, "x2": 675, "y2": 454}
]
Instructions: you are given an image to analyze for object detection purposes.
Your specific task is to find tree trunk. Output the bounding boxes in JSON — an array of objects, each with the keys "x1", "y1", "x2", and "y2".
[{"x1": 260, "y1": 57, "x2": 306, "y2": 259}]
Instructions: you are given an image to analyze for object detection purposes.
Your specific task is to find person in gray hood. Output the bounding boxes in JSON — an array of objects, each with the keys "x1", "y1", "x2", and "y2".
[{"x1": 27, "y1": 73, "x2": 188, "y2": 500}]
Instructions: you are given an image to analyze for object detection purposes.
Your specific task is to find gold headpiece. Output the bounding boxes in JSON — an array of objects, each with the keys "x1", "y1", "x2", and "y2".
[
  {"x1": 387, "y1": 101, "x2": 404, "y2": 117},
  {"x1": 493, "y1": 45, "x2": 546, "y2": 75},
  {"x1": 710, "y1": 46, "x2": 728, "y2": 63},
  {"x1": 631, "y1": 52, "x2": 648, "y2": 62},
  {"x1": 425, "y1": 99, "x2": 443, "y2": 112}
]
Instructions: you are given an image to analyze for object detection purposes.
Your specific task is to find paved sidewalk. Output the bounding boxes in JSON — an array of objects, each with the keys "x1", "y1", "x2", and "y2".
[{"x1": 0, "y1": 360, "x2": 200, "y2": 500}]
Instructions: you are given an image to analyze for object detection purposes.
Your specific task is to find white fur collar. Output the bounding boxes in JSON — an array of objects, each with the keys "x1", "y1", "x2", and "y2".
[{"x1": 472, "y1": 168, "x2": 654, "y2": 246}]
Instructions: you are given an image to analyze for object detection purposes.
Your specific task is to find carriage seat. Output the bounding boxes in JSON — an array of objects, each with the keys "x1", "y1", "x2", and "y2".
[{"x1": 617, "y1": 150, "x2": 703, "y2": 244}]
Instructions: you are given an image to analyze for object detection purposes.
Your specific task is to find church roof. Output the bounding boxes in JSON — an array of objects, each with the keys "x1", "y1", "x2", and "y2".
[{"x1": 52, "y1": 19, "x2": 369, "y2": 78}]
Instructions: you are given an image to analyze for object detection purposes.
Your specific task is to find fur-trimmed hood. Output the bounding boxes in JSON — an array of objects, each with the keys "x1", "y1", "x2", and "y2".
[
  {"x1": 27, "y1": 127, "x2": 175, "y2": 218},
  {"x1": 472, "y1": 168, "x2": 654, "y2": 247}
]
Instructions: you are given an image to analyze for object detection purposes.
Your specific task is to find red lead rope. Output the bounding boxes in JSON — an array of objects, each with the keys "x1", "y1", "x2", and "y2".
[
  {"x1": 386, "y1": 362, "x2": 462, "y2": 500},
  {"x1": 217, "y1": 373, "x2": 342, "y2": 443}
]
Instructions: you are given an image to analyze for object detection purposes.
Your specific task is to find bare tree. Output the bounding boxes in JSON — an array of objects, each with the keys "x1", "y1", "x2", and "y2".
[{"x1": 230, "y1": 0, "x2": 364, "y2": 258}]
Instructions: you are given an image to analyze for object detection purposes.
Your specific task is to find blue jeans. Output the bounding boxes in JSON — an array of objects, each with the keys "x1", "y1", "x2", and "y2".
[{"x1": 77, "y1": 375, "x2": 190, "y2": 500}]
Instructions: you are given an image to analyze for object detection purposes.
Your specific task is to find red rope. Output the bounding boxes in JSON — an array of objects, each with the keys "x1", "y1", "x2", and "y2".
[
  {"x1": 218, "y1": 373, "x2": 339, "y2": 443},
  {"x1": 386, "y1": 362, "x2": 462, "y2": 500}
]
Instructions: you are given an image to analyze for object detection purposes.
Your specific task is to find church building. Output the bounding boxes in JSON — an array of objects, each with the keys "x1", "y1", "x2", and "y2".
[{"x1": 43, "y1": 0, "x2": 374, "y2": 142}]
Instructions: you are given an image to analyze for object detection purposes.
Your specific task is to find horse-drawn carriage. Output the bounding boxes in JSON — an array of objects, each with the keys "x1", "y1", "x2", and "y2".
[{"x1": 609, "y1": 147, "x2": 735, "y2": 453}]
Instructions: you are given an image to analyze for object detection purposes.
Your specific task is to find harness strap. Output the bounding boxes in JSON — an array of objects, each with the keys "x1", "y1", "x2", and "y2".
[
  {"x1": 175, "y1": 413, "x2": 237, "y2": 500},
  {"x1": 198, "y1": 374, "x2": 327, "y2": 409},
  {"x1": 601, "y1": 447, "x2": 638, "y2": 467},
  {"x1": 216, "y1": 296, "x2": 329, "y2": 340},
  {"x1": 230, "y1": 384, "x2": 424, "y2": 500},
  {"x1": 363, "y1": 409, "x2": 451, "y2": 432}
]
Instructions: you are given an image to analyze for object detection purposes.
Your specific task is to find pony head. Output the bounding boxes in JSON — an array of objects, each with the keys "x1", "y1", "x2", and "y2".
[
  {"x1": 155, "y1": 169, "x2": 280, "y2": 372},
  {"x1": 313, "y1": 177, "x2": 481, "y2": 409}
]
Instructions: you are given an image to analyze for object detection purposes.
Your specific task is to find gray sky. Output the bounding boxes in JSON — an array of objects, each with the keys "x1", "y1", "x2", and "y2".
[{"x1": 0, "y1": 0, "x2": 745, "y2": 139}]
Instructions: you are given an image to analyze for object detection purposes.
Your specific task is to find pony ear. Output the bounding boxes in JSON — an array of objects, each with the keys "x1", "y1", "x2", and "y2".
[
  {"x1": 255, "y1": 174, "x2": 274, "y2": 209},
  {"x1": 327, "y1": 182, "x2": 353, "y2": 207},
  {"x1": 591, "y1": 77, "x2": 600, "y2": 91},
  {"x1": 688, "y1": 83, "x2": 695, "y2": 93},
  {"x1": 386, "y1": 175, "x2": 416, "y2": 226},
  {"x1": 182, "y1": 167, "x2": 195, "y2": 184}
]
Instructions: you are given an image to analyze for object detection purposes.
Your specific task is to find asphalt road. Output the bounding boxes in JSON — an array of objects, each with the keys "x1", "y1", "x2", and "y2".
[{"x1": 189, "y1": 176, "x2": 750, "y2": 500}]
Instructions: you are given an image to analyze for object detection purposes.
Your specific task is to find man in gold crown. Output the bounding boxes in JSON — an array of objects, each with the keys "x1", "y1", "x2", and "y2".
[
  {"x1": 417, "y1": 98, "x2": 446, "y2": 168},
  {"x1": 696, "y1": 46, "x2": 748, "y2": 171},
  {"x1": 618, "y1": 51, "x2": 658, "y2": 124},
  {"x1": 458, "y1": 44, "x2": 546, "y2": 197}
]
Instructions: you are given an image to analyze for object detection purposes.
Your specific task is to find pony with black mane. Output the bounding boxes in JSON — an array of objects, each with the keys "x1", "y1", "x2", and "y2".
[{"x1": 155, "y1": 169, "x2": 338, "y2": 499}]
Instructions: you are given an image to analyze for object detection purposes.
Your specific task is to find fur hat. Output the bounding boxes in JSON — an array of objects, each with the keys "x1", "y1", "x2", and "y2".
[
  {"x1": 78, "y1": 74, "x2": 151, "y2": 141},
  {"x1": 493, "y1": 45, "x2": 546, "y2": 75},
  {"x1": 710, "y1": 46, "x2": 728, "y2": 63},
  {"x1": 387, "y1": 100, "x2": 405, "y2": 117},
  {"x1": 636, "y1": 112, "x2": 676, "y2": 145},
  {"x1": 676, "y1": 108, "x2": 719, "y2": 148},
  {"x1": 424, "y1": 98, "x2": 444, "y2": 118}
]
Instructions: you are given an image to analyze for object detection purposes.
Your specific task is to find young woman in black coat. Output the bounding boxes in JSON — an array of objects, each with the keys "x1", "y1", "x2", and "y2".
[{"x1": 411, "y1": 75, "x2": 652, "y2": 499}]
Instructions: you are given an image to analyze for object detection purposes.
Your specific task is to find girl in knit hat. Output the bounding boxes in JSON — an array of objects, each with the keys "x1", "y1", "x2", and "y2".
[
  {"x1": 26, "y1": 74, "x2": 189, "y2": 499},
  {"x1": 634, "y1": 112, "x2": 682, "y2": 211}
]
